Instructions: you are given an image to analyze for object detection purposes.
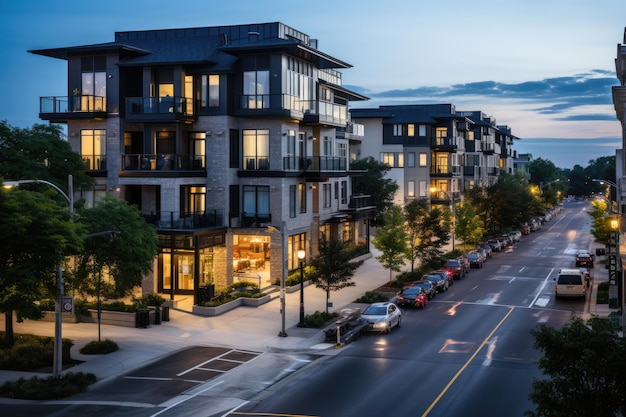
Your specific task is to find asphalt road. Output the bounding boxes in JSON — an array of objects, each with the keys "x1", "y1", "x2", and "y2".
[{"x1": 233, "y1": 199, "x2": 593, "y2": 417}]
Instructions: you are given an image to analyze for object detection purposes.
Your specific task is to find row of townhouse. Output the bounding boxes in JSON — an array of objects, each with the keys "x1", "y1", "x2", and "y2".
[
  {"x1": 350, "y1": 105, "x2": 521, "y2": 207},
  {"x1": 613, "y1": 27, "x2": 626, "y2": 221},
  {"x1": 30, "y1": 22, "x2": 523, "y2": 310}
]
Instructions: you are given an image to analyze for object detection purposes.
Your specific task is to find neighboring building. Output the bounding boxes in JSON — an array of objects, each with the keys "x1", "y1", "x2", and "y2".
[
  {"x1": 30, "y1": 22, "x2": 375, "y2": 308},
  {"x1": 613, "y1": 27, "x2": 626, "y2": 217},
  {"x1": 350, "y1": 104, "x2": 520, "y2": 207},
  {"x1": 514, "y1": 153, "x2": 533, "y2": 179}
]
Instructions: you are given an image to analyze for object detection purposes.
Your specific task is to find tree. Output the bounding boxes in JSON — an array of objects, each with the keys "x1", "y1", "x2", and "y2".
[
  {"x1": 0, "y1": 186, "x2": 83, "y2": 347},
  {"x1": 404, "y1": 199, "x2": 450, "y2": 271},
  {"x1": 526, "y1": 316, "x2": 626, "y2": 417},
  {"x1": 454, "y1": 201, "x2": 485, "y2": 249},
  {"x1": 373, "y1": 205, "x2": 407, "y2": 280},
  {"x1": 0, "y1": 121, "x2": 93, "y2": 194},
  {"x1": 350, "y1": 157, "x2": 399, "y2": 226},
  {"x1": 71, "y1": 196, "x2": 158, "y2": 299},
  {"x1": 308, "y1": 234, "x2": 363, "y2": 314},
  {"x1": 588, "y1": 199, "x2": 613, "y2": 244}
]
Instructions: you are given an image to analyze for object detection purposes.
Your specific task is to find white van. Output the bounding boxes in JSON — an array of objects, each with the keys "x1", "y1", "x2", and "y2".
[{"x1": 554, "y1": 268, "x2": 587, "y2": 299}]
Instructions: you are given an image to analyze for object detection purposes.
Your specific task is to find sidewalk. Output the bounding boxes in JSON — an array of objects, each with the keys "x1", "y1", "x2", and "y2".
[{"x1": 0, "y1": 249, "x2": 396, "y2": 386}]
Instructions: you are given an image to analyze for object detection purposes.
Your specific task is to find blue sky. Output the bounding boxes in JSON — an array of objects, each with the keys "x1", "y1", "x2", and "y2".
[{"x1": 2, "y1": 0, "x2": 625, "y2": 169}]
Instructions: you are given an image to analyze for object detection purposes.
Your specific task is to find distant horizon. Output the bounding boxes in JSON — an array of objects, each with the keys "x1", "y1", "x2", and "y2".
[{"x1": 513, "y1": 137, "x2": 619, "y2": 170}]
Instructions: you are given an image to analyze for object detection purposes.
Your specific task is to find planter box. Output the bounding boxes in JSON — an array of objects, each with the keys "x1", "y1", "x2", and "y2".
[
  {"x1": 286, "y1": 280, "x2": 311, "y2": 294},
  {"x1": 193, "y1": 298, "x2": 242, "y2": 316},
  {"x1": 86, "y1": 309, "x2": 153, "y2": 328},
  {"x1": 40, "y1": 311, "x2": 80, "y2": 323},
  {"x1": 192, "y1": 294, "x2": 272, "y2": 316}
]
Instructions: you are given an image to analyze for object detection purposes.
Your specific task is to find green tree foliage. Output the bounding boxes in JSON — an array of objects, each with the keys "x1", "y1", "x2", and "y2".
[
  {"x1": 308, "y1": 234, "x2": 363, "y2": 314},
  {"x1": 0, "y1": 187, "x2": 83, "y2": 347},
  {"x1": 350, "y1": 156, "x2": 399, "y2": 227},
  {"x1": 454, "y1": 201, "x2": 485, "y2": 248},
  {"x1": 403, "y1": 199, "x2": 450, "y2": 271},
  {"x1": 71, "y1": 196, "x2": 158, "y2": 298},
  {"x1": 526, "y1": 316, "x2": 626, "y2": 417},
  {"x1": 528, "y1": 158, "x2": 560, "y2": 187},
  {"x1": 587, "y1": 199, "x2": 614, "y2": 244},
  {"x1": 373, "y1": 205, "x2": 407, "y2": 280},
  {"x1": 0, "y1": 121, "x2": 92, "y2": 193},
  {"x1": 482, "y1": 173, "x2": 535, "y2": 232}
]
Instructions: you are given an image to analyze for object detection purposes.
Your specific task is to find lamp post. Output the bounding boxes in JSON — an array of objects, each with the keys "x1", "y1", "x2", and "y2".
[
  {"x1": 297, "y1": 249, "x2": 306, "y2": 327},
  {"x1": 267, "y1": 223, "x2": 287, "y2": 337},
  {"x1": 592, "y1": 179, "x2": 618, "y2": 214},
  {"x1": 3, "y1": 175, "x2": 73, "y2": 379},
  {"x1": 431, "y1": 187, "x2": 456, "y2": 252}
]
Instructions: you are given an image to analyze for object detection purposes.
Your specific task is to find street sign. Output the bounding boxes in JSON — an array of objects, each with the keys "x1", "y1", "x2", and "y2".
[{"x1": 61, "y1": 296, "x2": 74, "y2": 313}]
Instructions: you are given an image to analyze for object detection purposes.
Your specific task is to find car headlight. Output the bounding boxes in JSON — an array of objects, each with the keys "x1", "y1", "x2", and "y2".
[{"x1": 372, "y1": 321, "x2": 387, "y2": 329}]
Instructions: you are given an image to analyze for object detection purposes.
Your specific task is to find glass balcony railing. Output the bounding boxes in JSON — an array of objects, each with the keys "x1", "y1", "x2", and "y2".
[
  {"x1": 141, "y1": 210, "x2": 224, "y2": 230},
  {"x1": 126, "y1": 96, "x2": 194, "y2": 117},
  {"x1": 121, "y1": 154, "x2": 205, "y2": 171},
  {"x1": 39, "y1": 95, "x2": 106, "y2": 115},
  {"x1": 282, "y1": 156, "x2": 347, "y2": 172}
]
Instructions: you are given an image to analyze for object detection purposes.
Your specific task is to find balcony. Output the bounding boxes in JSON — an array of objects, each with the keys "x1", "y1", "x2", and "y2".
[
  {"x1": 39, "y1": 95, "x2": 107, "y2": 121},
  {"x1": 486, "y1": 167, "x2": 500, "y2": 176},
  {"x1": 482, "y1": 143, "x2": 500, "y2": 155},
  {"x1": 464, "y1": 166, "x2": 481, "y2": 176},
  {"x1": 236, "y1": 93, "x2": 305, "y2": 119},
  {"x1": 121, "y1": 154, "x2": 206, "y2": 173},
  {"x1": 336, "y1": 121, "x2": 365, "y2": 141},
  {"x1": 430, "y1": 136, "x2": 458, "y2": 151},
  {"x1": 301, "y1": 100, "x2": 348, "y2": 127},
  {"x1": 142, "y1": 210, "x2": 224, "y2": 230},
  {"x1": 125, "y1": 96, "x2": 195, "y2": 123},
  {"x1": 430, "y1": 165, "x2": 461, "y2": 177},
  {"x1": 239, "y1": 156, "x2": 348, "y2": 180}
]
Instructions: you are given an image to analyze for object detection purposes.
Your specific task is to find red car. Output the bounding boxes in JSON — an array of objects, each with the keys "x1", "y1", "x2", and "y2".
[
  {"x1": 445, "y1": 259, "x2": 465, "y2": 280},
  {"x1": 435, "y1": 269, "x2": 454, "y2": 286},
  {"x1": 396, "y1": 286, "x2": 428, "y2": 308}
]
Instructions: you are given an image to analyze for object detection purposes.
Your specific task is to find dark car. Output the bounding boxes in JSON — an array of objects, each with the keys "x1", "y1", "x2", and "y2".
[
  {"x1": 422, "y1": 273, "x2": 448, "y2": 293},
  {"x1": 575, "y1": 252, "x2": 594, "y2": 268},
  {"x1": 396, "y1": 286, "x2": 428, "y2": 308},
  {"x1": 487, "y1": 239, "x2": 502, "y2": 252},
  {"x1": 466, "y1": 251, "x2": 484, "y2": 268},
  {"x1": 411, "y1": 280, "x2": 437, "y2": 299},
  {"x1": 433, "y1": 269, "x2": 454, "y2": 286},
  {"x1": 457, "y1": 256, "x2": 470, "y2": 274},
  {"x1": 445, "y1": 259, "x2": 465, "y2": 280}
]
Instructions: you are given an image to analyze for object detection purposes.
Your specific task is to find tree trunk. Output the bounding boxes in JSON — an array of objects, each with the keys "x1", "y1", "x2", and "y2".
[
  {"x1": 325, "y1": 289, "x2": 330, "y2": 314},
  {"x1": 4, "y1": 310, "x2": 14, "y2": 347}
]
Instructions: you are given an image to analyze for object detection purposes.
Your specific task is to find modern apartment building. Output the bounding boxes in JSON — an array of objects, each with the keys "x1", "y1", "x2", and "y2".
[
  {"x1": 30, "y1": 22, "x2": 375, "y2": 308},
  {"x1": 350, "y1": 104, "x2": 520, "y2": 206},
  {"x1": 613, "y1": 27, "x2": 626, "y2": 218}
]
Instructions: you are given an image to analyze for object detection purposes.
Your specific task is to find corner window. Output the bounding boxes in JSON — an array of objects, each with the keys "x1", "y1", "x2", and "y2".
[{"x1": 243, "y1": 70, "x2": 269, "y2": 109}]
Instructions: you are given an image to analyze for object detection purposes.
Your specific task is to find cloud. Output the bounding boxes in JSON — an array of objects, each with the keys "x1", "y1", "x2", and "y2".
[{"x1": 347, "y1": 69, "x2": 618, "y2": 122}]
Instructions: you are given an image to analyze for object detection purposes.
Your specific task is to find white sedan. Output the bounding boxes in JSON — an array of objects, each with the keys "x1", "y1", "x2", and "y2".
[{"x1": 361, "y1": 302, "x2": 402, "y2": 333}]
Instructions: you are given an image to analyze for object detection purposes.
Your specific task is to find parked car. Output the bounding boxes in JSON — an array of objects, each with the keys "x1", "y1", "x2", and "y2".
[
  {"x1": 521, "y1": 224, "x2": 530, "y2": 235},
  {"x1": 411, "y1": 280, "x2": 437, "y2": 299},
  {"x1": 445, "y1": 259, "x2": 465, "y2": 280},
  {"x1": 475, "y1": 247, "x2": 489, "y2": 261},
  {"x1": 422, "y1": 273, "x2": 448, "y2": 293},
  {"x1": 361, "y1": 302, "x2": 402, "y2": 333},
  {"x1": 457, "y1": 256, "x2": 470, "y2": 274},
  {"x1": 487, "y1": 239, "x2": 502, "y2": 252},
  {"x1": 554, "y1": 268, "x2": 587, "y2": 299},
  {"x1": 466, "y1": 251, "x2": 484, "y2": 268},
  {"x1": 575, "y1": 252, "x2": 594, "y2": 268},
  {"x1": 396, "y1": 287, "x2": 428, "y2": 308},
  {"x1": 480, "y1": 245, "x2": 493, "y2": 258},
  {"x1": 433, "y1": 269, "x2": 454, "y2": 286}
]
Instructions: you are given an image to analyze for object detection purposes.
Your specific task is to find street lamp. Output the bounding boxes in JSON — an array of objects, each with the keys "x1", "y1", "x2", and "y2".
[
  {"x1": 3, "y1": 175, "x2": 73, "y2": 379},
  {"x1": 431, "y1": 187, "x2": 456, "y2": 252},
  {"x1": 297, "y1": 249, "x2": 306, "y2": 327},
  {"x1": 267, "y1": 222, "x2": 287, "y2": 337},
  {"x1": 592, "y1": 179, "x2": 618, "y2": 214}
]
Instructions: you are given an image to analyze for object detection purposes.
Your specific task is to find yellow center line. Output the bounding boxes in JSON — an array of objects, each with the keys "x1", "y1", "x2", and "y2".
[{"x1": 421, "y1": 306, "x2": 515, "y2": 417}]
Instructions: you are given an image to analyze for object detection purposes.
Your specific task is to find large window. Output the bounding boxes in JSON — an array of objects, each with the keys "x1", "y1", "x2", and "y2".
[
  {"x1": 407, "y1": 180, "x2": 415, "y2": 197},
  {"x1": 243, "y1": 70, "x2": 269, "y2": 109},
  {"x1": 181, "y1": 185, "x2": 206, "y2": 214},
  {"x1": 407, "y1": 152, "x2": 415, "y2": 168},
  {"x1": 299, "y1": 183, "x2": 307, "y2": 213},
  {"x1": 322, "y1": 183, "x2": 331, "y2": 208},
  {"x1": 79, "y1": 56, "x2": 106, "y2": 112},
  {"x1": 289, "y1": 185, "x2": 297, "y2": 218},
  {"x1": 81, "y1": 129, "x2": 106, "y2": 170},
  {"x1": 243, "y1": 129, "x2": 269, "y2": 170},
  {"x1": 419, "y1": 152, "x2": 428, "y2": 167},
  {"x1": 201, "y1": 74, "x2": 220, "y2": 108},
  {"x1": 243, "y1": 185, "x2": 270, "y2": 219},
  {"x1": 381, "y1": 152, "x2": 403, "y2": 168}
]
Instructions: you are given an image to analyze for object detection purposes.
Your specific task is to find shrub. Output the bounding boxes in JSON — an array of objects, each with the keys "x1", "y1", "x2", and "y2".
[
  {"x1": 0, "y1": 333, "x2": 73, "y2": 371},
  {"x1": 303, "y1": 311, "x2": 339, "y2": 328},
  {"x1": 38, "y1": 299, "x2": 56, "y2": 312},
  {"x1": 355, "y1": 291, "x2": 389, "y2": 304},
  {"x1": 134, "y1": 293, "x2": 167, "y2": 308},
  {"x1": 79, "y1": 339, "x2": 119, "y2": 355},
  {"x1": 0, "y1": 372, "x2": 97, "y2": 400}
]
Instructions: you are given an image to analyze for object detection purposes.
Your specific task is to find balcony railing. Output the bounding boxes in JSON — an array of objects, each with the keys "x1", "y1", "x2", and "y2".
[
  {"x1": 39, "y1": 95, "x2": 107, "y2": 120},
  {"x1": 240, "y1": 212, "x2": 272, "y2": 228},
  {"x1": 282, "y1": 156, "x2": 347, "y2": 172},
  {"x1": 82, "y1": 154, "x2": 107, "y2": 171},
  {"x1": 142, "y1": 210, "x2": 224, "y2": 230},
  {"x1": 126, "y1": 96, "x2": 194, "y2": 121},
  {"x1": 348, "y1": 194, "x2": 373, "y2": 209},
  {"x1": 121, "y1": 154, "x2": 205, "y2": 171},
  {"x1": 431, "y1": 136, "x2": 459, "y2": 149},
  {"x1": 302, "y1": 100, "x2": 347, "y2": 126}
]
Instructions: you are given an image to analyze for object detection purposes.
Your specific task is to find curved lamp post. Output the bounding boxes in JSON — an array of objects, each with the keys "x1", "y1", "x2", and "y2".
[
  {"x1": 297, "y1": 249, "x2": 306, "y2": 327},
  {"x1": 592, "y1": 179, "x2": 618, "y2": 214},
  {"x1": 3, "y1": 175, "x2": 73, "y2": 379}
]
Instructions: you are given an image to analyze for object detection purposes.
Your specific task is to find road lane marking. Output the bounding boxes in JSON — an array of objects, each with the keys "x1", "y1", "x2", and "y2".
[
  {"x1": 421, "y1": 306, "x2": 515, "y2": 417},
  {"x1": 528, "y1": 269, "x2": 554, "y2": 308}
]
